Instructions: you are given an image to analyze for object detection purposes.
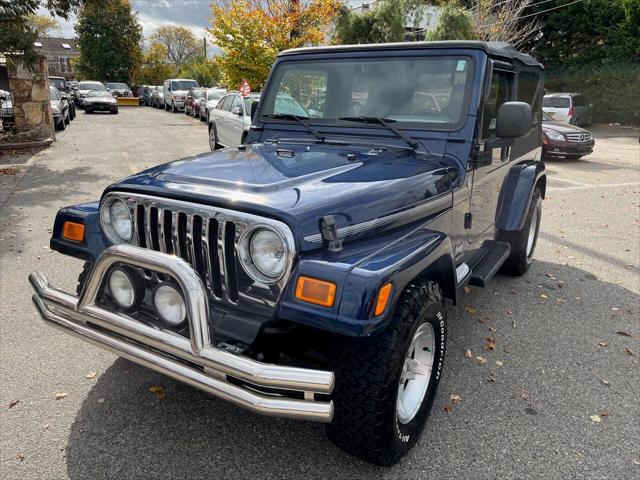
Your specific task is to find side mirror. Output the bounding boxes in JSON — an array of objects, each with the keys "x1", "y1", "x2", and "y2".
[
  {"x1": 61, "y1": 94, "x2": 68, "y2": 100},
  {"x1": 231, "y1": 106, "x2": 242, "y2": 116},
  {"x1": 250, "y1": 100, "x2": 260, "y2": 120},
  {"x1": 187, "y1": 95, "x2": 193, "y2": 100},
  {"x1": 495, "y1": 102, "x2": 532, "y2": 139}
]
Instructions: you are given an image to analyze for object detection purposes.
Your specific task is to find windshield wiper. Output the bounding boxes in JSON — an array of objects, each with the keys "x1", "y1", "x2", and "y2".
[
  {"x1": 338, "y1": 116, "x2": 420, "y2": 150},
  {"x1": 262, "y1": 113, "x2": 326, "y2": 142}
]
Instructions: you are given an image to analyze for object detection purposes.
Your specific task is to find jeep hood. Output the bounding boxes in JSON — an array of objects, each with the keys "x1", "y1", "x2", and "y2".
[{"x1": 106, "y1": 143, "x2": 457, "y2": 250}]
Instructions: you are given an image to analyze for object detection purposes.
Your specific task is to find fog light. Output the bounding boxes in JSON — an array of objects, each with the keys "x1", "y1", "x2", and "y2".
[
  {"x1": 153, "y1": 284, "x2": 186, "y2": 326},
  {"x1": 108, "y1": 268, "x2": 137, "y2": 308}
]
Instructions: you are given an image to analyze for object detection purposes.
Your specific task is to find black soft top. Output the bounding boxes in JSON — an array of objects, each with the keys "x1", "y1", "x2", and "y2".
[{"x1": 280, "y1": 40, "x2": 542, "y2": 69}]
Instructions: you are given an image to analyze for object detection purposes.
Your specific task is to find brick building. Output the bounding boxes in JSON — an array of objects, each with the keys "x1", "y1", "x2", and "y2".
[{"x1": 34, "y1": 37, "x2": 80, "y2": 79}]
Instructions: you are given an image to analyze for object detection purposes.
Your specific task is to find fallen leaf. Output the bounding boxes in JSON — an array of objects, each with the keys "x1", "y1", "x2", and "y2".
[
  {"x1": 465, "y1": 307, "x2": 477, "y2": 314},
  {"x1": 616, "y1": 331, "x2": 632, "y2": 337},
  {"x1": 600, "y1": 378, "x2": 610, "y2": 386},
  {"x1": 97, "y1": 398, "x2": 105, "y2": 404},
  {"x1": 54, "y1": 392, "x2": 67, "y2": 400},
  {"x1": 506, "y1": 310, "x2": 512, "y2": 315},
  {"x1": 486, "y1": 336, "x2": 496, "y2": 350},
  {"x1": 489, "y1": 326, "x2": 497, "y2": 333},
  {"x1": 464, "y1": 349, "x2": 472, "y2": 359},
  {"x1": 590, "y1": 414, "x2": 601, "y2": 423},
  {"x1": 8, "y1": 399, "x2": 19, "y2": 409},
  {"x1": 495, "y1": 360, "x2": 504, "y2": 367},
  {"x1": 625, "y1": 347, "x2": 634, "y2": 355},
  {"x1": 450, "y1": 394, "x2": 461, "y2": 404},
  {"x1": 444, "y1": 404, "x2": 453, "y2": 413},
  {"x1": 599, "y1": 410, "x2": 609, "y2": 417},
  {"x1": 521, "y1": 392, "x2": 529, "y2": 401},
  {"x1": 16, "y1": 453, "x2": 25, "y2": 462},
  {"x1": 463, "y1": 286, "x2": 472, "y2": 294},
  {"x1": 86, "y1": 372, "x2": 97, "y2": 379},
  {"x1": 598, "y1": 341, "x2": 609, "y2": 347},
  {"x1": 476, "y1": 356, "x2": 487, "y2": 365},
  {"x1": 148, "y1": 385, "x2": 166, "y2": 400},
  {"x1": 540, "y1": 294, "x2": 548, "y2": 299}
]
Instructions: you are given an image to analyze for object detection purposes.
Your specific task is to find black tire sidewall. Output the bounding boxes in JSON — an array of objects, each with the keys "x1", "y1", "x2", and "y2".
[{"x1": 393, "y1": 299, "x2": 446, "y2": 447}]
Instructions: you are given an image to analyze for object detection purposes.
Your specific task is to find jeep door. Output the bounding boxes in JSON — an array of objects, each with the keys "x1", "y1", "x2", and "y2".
[{"x1": 467, "y1": 65, "x2": 515, "y2": 243}]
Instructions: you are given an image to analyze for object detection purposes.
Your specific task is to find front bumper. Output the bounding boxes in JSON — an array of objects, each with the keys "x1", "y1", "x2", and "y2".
[
  {"x1": 85, "y1": 102, "x2": 117, "y2": 111},
  {"x1": 29, "y1": 245, "x2": 334, "y2": 422},
  {"x1": 543, "y1": 140, "x2": 594, "y2": 157}
]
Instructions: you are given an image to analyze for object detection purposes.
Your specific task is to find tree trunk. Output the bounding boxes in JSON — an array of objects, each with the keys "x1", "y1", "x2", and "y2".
[{"x1": 7, "y1": 56, "x2": 55, "y2": 141}]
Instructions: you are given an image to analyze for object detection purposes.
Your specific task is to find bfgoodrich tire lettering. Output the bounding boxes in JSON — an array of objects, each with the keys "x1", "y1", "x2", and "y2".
[{"x1": 327, "y1": 280, "x2": 447, "y2": 466}]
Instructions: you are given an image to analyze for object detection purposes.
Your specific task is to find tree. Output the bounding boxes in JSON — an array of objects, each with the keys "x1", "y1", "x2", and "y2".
[
  {"x1": 134, "y1": 44, "x2": 177, "y2": 85},
  {"x1": 333, "y1": 1, "x2": 406, "y2": 44},
  {"x1": 149, "y1": 25, "x2": 201, "y2": 67},
  {"x1": 74, "y1": 0, "x2": 143, "y2": 82},
  {"x1": 425, "y1": 1, "x2": 476, "y2": 41},
  {"x1": 210, "y1": 0, "x2": 340, "y2": 89},
  {"x1": 179, "y1": 55, "x2": 222, "y2": 87},
  {"x1": 27, "y1": 13, "x2": 61, "y2": 37}
]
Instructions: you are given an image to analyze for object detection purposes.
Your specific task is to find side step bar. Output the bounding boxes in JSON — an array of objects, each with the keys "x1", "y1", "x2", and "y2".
[{"x1": 468, "y1": 240, "x2": 511, "y2": 287}]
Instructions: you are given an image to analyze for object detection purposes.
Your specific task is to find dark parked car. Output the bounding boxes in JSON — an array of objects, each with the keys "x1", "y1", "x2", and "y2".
[
  {"x1": 49, "y1": 77, "x2": 76, "y2": 120},
  {"x1": 84, "y1": 90, "x2": 118, "y2": 114},
  {"x1": 184, "y1": 87, "x2": 206, "y2": 117},
  {"x1": 30, "y1": 41, "x2": 545, "y2": 467},
  {"x1": 142, "y1": 85, "x2": 158, "y2": 106},
  {"x1": 0, "y1": 89, "x2": 14, "y2": 131},
  {"x1": 50, "y1": 86, "x2": 71, "y2": 130},
  {"x1": 106, "y1": 82, "x2": 132, "y2": 97},
  {"x1": 151, "y1": 87, "x2": 165, "y2": 109},
  {"x1": 542, "y1": 111, "x2": 594, "y2": 160}
]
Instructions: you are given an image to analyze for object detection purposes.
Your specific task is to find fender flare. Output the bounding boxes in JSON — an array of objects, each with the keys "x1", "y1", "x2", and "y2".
[
  {"x1": 495, "y1": 160, "x2": 546, "y2": 232},
  {"x1": 50, "y1": 202, "x2": 110, "y2": 262}
]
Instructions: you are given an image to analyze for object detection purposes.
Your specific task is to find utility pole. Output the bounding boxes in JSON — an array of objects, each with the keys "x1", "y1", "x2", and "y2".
[{"x1": 203, "y1": 37, "x2": 207, "y2": 59}]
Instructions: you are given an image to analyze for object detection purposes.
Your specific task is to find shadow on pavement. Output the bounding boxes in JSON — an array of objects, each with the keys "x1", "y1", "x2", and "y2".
[{"x1": 64, "y1": 260, "x2": 639, "y2": 480}]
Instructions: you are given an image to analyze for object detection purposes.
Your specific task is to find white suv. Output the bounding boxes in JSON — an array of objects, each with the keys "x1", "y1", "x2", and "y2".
[
  {"x1": 162, "y1": 78, "x2": 199, "y2": 112},
  {"x1": 542, "y1": 92, "x2": 592, "y2": 127}
]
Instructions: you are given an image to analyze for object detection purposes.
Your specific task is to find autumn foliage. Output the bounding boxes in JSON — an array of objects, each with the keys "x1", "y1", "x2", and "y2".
[{"x1": 210, "y1": 0, "x2": 340, "y2": 90}]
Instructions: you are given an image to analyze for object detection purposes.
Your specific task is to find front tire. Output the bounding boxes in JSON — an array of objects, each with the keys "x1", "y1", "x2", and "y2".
[
  {"x1": 327, "y1": 280, "x2": 447, "y2": 466},
  {"x1": 497, "y1": 187, "x2": 542, "y2": 275}
]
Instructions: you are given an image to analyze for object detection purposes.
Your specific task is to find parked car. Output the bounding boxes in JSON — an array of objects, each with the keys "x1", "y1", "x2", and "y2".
[
  {"x1": 133, "y1": 85, "x2": 147, "y2": 105},
  {"x1": 75, "y1": 81, "x2": 106, "y2": 108},
  {"x1": 49, "y1": 77, "x2": 75, "y2": 120},
  {"x1": 162, "y1": 78, "x2": 199, "y2": 112},
  {"x1": 208, "y1": 91, "x2": 260, "y2": 149},
  {"x1": 50, "y1": 86, "x2": 71, "y2": 130},
  {"x1": 151, "y1": 87, "x2": 165, "y2": 109},
  {"x1": 0, "y1": 89, "x2": 14, "y2": 131},
  {"x1": 142, "y1": 85, "x2": 158, "y2": 106},
  {"x1": 542, "y1": 111, "x2": 594, "y2": 160},
  {"x1": 199, "y1": 87, "x2": 227, "y2": 122},
  {"x1": 542, "y1": 92, "x2": 592, "y2": 127},
  {"x1": 30, "y1": 41, "x2": 545, "y2": 467},
  {"x1": 184, "y1": 87, "x2": 207, "y2": 117},
  {"x1": 106, "y1": 82, "x2": 132, "y2": 98},
  {"x1": 84, "y1": 90, "x2": 118, "y2": 114}
]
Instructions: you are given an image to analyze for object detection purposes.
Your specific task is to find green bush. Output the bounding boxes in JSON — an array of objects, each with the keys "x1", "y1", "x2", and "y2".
[{"x1": 545, "y1": 63, "x2": 640, "y2": 125}]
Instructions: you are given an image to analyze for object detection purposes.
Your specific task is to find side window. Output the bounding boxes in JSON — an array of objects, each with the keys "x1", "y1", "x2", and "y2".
[
  {"x1": 517, "y1": 70, "x2": 542, "y2": 125},
  {"x1": 482, "y1": 69, "x2": 514, "y2": 139},
  {"x1": 231, "y1": 95, "x2": 243, "y2": 111},
  {"x1": 573, "y1": 95, "x2": 586, "y2": 107}
]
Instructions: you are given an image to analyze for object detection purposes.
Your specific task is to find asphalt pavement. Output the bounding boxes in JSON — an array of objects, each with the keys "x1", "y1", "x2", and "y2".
[{"x1": 1, "y1": 108, "x2": 638, "y2": 480}]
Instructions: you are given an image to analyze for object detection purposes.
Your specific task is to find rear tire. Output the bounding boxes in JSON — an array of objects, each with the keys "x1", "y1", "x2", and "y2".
[
  {"x1": 327, "y1": 280, "x2": 447, "y2": 466},
  {"x1": 496, "y1": 187, "x2": 542, "y2": 275},
  {"x1": 209, "y1": 124, "x2": 220, "y2": 151}
]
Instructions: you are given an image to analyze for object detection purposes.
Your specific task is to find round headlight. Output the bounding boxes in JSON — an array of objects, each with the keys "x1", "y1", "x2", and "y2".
[
  {"x1": 239, "y1": 227, "x2": 288, "y2": 283},
  {"x1": 153, "y1": 284, "x2": 186, "y2": 326},
  {"x1": 101, "y1": 198, "x2": 133, "y2": 243},
  {"x1": 108, "y1": 268, "x2": 136, "y2": 308}
]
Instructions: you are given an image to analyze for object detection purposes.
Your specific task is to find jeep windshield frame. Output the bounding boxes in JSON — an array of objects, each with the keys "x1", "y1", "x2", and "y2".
[{"x1": 259, "y1": 55, "x2": 475, "y2": 132}]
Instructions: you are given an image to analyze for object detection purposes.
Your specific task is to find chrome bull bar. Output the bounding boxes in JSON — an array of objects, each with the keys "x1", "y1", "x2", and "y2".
[{"x1": 29, "y1": 245, "x2": 334, "y2": 422}]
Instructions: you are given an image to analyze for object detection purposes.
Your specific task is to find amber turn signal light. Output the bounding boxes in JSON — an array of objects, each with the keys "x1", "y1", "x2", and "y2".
[
  {"x1": 62, "y1": 221, "x2": 85, "y2": 242},
  {"x1": 295, "y1": 276, "x2": 336, "y2": 308},
  {"x1": 374, "y1": 282, "x2": 393, "y2": 316}
]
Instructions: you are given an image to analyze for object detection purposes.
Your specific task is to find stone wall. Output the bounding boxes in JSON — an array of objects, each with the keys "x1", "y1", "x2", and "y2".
[{"x1": 7, "y1": 56, "x2": 55, "y2": 140}]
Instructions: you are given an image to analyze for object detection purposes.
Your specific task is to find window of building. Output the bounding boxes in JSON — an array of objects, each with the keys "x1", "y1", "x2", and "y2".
[{"x1": 61, "y1": 43, "x2": 71, "y2": 49}]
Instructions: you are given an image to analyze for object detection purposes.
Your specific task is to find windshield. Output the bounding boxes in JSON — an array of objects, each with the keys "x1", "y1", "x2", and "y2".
[
  {"x1": 107, "y1": 83, "x2": 128, "y2": 89},
  {"x1": 50, "y1": 78, "x2": 66, "y2": 90},
  {"x1": 207, "y1": 88, "x2": 225, "y2": 100},
  {"x1": 171, "y1": 80, "x2": 198, "y2": 91},
  {"x1": 86, "y1": 90, "x2": 110, "y2": 98},
  {"x1": 260, "y1": 56, "x2": 473, "y2": 129},
  {"x1": 79, "y1": 82, "x2": 105, "y2": 91},
  {"x1": 543, "y1": 97, "x2": 570, "y2": 108},
  {"x1": 192, "y1": 90, "x2": 205, "y2": 99},
  {"x1": 49, "y1": 87, "x2": 60, "y2": 100}
]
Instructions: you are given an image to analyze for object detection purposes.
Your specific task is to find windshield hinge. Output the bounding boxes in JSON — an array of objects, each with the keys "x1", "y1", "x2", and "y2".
[{"x1": 321, "y1": 215, "x2": 343, "y2": 252}]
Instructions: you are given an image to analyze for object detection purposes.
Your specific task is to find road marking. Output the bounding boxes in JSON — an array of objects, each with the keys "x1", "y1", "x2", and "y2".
[
  {"x1": 547, "y1": 176, "x2": 586, "y2": 186},
  {"x1": 547, "y1": 182, "x2": 639, "y2": 192}
]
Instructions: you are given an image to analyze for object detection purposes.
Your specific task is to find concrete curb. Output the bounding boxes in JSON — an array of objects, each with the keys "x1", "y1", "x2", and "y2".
[{"x1": 0, "y1": 137, "x2": 54, "y2": 151}]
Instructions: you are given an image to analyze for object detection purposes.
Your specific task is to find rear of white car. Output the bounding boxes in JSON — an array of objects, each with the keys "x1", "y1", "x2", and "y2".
[{"x1": 542, "y1": 93, "x2": 592, "y2": 127}]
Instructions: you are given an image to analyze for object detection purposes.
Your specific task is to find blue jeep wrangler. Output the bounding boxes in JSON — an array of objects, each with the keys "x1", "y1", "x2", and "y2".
[{"x1": 30, "y1": 41, "x2": 545, "y2": 466}]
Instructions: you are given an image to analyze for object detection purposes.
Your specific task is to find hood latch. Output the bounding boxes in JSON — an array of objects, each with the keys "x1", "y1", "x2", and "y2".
[{"x1": 321, "y1": 215, "x2": 343, "y2": 252}]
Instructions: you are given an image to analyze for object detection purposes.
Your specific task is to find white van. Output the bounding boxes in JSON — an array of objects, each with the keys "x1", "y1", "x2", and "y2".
[
  {"x1": 162, "y1": 78, "x2": 199, "y2": 112},
  {"x1": 542, "y1": 92, "x2": 592, "y2": 127}
]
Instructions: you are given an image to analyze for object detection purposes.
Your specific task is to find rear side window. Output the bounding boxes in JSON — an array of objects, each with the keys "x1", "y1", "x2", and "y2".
[
  {"x1": 573, "y1": 95, "x2": 587, "y2": 107},
  {"x1": 543, "y1": 97, "x2": 570, "y2": 108},
  {"x1": 517, "y1": 71, "x2": 542, "y2": 124}
]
